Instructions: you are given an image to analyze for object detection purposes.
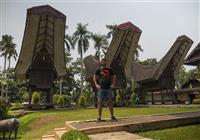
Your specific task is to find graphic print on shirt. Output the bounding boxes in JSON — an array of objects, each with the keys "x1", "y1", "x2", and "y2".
[{"x1": 100, "y1": 69, "x2": 111, "y2": 78}]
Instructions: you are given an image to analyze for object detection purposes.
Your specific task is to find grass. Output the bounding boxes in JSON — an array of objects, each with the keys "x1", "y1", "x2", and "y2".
[
  {"x1": 61, "y1": 130, "x2": 90, "y2": 140},
  {"x1": 14, "y1": 106, "x2": 200, "y2": 140},
  {"x1": 138, "y1": 124, "x2": 200, "y2": 140}
]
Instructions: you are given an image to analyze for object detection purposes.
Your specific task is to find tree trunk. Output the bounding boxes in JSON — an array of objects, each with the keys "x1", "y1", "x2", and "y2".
[
  {"x1": 3, "y1": 56, "x2": 7, "y2": 72},
  {"x1": 59, "y1": 79, "x2": 62, "y2": 95},
  {"x1": 8, "y1": 58, "x2": 11, "y2": 70},
  {"x1": 98, "y1": 46, "x2": 101, "y2": 60},
  {"x1": 198, "y1": 64, "x2": 200, "y2": 79},
  {"x1": 80, "y1": 50, "x2": 83, "y2": 95}
]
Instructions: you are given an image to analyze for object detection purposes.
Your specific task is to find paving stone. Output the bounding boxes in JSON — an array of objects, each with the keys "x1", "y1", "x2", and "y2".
[
  {"x1": 67, "y1": 111, "x2": 200, "y2": 134},
  {"x1": 88, "y1": 131, "x2": 153, "y2": 140}
]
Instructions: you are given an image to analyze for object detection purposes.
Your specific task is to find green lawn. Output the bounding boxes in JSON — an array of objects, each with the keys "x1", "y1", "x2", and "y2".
[
  {"x1": 139, "y1": 124, "x2": 200, "y2": 140},
  {"x1": 14, "y1": 106, "x2": 200, "y2": 140}
]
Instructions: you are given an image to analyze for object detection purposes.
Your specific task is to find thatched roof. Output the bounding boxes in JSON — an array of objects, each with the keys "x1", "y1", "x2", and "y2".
[
  {"x1": 84, "y1": 55, "x2": 100, "y2": 81},
  {"x1": 15, "y1": 5, "x2": 66, "y2": 80},
  {"x1": 181, "y1": 77, "x2": 200, "y2": 89},
  {"x1": 106, "y1": 21, "x2": 142, "y2": 80},
  {"x1": 184, "y1": 43, "x2": 200, "y2": 66},
  {"x1": 133, "y1": 35, "x2": 193, "y2": 85}
]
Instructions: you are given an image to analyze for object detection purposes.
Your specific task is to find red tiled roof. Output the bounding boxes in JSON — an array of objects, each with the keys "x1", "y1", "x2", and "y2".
[{"x1": 117, "y1": 21, "x2": 142, "y2": 33}]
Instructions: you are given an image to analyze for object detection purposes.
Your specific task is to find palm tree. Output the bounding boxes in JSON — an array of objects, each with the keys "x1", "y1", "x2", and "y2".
[
  {"x1": 134, "y1": 44, "x2": 143, "y2": 61},
  {"x1": 106, "y1": 24, "x2": 117, "y2": 39},
  {"x1": 64, "y1": 25, "x2": 74, "y2": 52},
  {"x1": 0, "y1": 35, "x2": 17, "y2": 71},
  {"x1": 72, "y1": 23, "x2": 90, "y2": 94},
  {"x1": 91, "y1": 33, "x2": 109, "y2": 60},
  {"x1": 7, "y1": 45, "x2": 18, "y2": 70}
]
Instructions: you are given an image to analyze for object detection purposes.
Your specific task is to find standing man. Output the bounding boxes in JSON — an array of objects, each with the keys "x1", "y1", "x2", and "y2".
[{"x1": 93, "y1": 58, "x2": 117, "y2": 122}]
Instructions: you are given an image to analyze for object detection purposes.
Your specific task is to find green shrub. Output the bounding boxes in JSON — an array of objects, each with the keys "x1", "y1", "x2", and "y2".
[
  {"x1": 61, "y1": 130, "x2": 90, "y2": 140},
  {"x1": 21, "y1": 90, "x2": 29, "y2": 102},
  {"x1": 9, "y1": 103, "x2": 25, "y2": 110},
  {"x1": 54, "y1": 95, "x2": 71, "y2": 107},
  {"x1": 53, "y1": 95, "x2": 59, "y2": 105},
  {"x1": 192, "y1": 98, "x2": 200, "y2": 104},
  {"x1": 63, "y1": 95, "x2": 71, "y2": 107},
  {"x1": 78, "y1": 95, "x2": 86, "y2": 107},
  {"x1": 131, "y1": 93, "x2": 137, "y2": 104},
  {"x1": 57, "y1": 95, "x2": 65, "y2": 107},
  {"x1": 31, "y1": 91, "x2": 40, "y2": 104},
  {"x1": 83, "y1": 90, "x2": 93, "y2": 105},
  {"x1": 116, "y1": 93, "x2": 122, "y2": 102},
  {"x1": 0, "y1": 97, "x2": 8, "y2": 120}
]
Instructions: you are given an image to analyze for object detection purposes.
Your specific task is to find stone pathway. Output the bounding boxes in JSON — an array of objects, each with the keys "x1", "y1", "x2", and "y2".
[
  {"x1": 68, "y1": 111, "x2": 200, "y2": 134},
  {"x1": 42, "y1": 111, "x2": 200, "y2": 140},
  {"x1": 88, "y1": 131, "x2": 153, "y2": 140}
]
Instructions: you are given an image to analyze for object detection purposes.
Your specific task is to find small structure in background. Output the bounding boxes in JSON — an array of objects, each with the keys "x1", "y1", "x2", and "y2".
[
  {"x1": 133, "y1": 35, "x2": 193, "y2": 104},
  {"x1": 184, "y1": 43, "x2": 200, "y2": 75},
  {"x1": 177, "y1": 43, "x2": 200, "y2": 104},
  {"x1": 15, "y1": 5, "x2": 66, "y2": 109}
]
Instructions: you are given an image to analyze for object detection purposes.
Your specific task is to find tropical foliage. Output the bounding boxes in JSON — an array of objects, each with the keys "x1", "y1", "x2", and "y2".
[
  {"x1": 72, "y1": 23, "x2": 91, "y2": 95},
  {"x1": 0, "y1": 35, "x2": 17, "y2": 71},
  {"x1": 91, "y1": 33, "x2": 109, "y2": 60}
]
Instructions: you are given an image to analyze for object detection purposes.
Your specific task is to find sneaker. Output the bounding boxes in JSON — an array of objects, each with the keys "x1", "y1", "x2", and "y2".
[
  {"x1": 96, "y1": 117, "x2": 101, "y2": 123},
  {"x1": 111, "y1": 116, "x2": 117, "y2": 121}
]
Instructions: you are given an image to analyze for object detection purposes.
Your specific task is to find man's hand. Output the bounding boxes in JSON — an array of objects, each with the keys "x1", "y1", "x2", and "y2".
[
  {"x1": 110, "y1": 84, "x2": 114, "y2": 89},
  {"x1": 96, "y1": 84, "x2": 101, "y2": 89}
]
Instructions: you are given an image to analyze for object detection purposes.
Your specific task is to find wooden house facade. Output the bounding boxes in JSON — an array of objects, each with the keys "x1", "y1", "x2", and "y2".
[{"x1": 15, "y1": 5, "x2": 66, "y2": 107}]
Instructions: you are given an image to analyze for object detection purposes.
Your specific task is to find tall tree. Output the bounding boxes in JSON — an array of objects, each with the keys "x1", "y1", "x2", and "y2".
[
  {"x1": 106, "y1": 24, "x2": 117, "y2": 39},
  {"x1": 91, "y1": 33, "x2": 109, "y2": 60},
  {"x1": 64, "y1": 26, "x2": 74, "y2": 52},
  {"x1": 7, "y1": 45, "x2": 18, "y2": 70},
  {"x1": 0, "y1": 35, "x2": 17, "y2": 71},
  {"x1": 139, "y1": 58, "x2": 158, "y2": 65},
  {"x1": 72, "y1": 23, "x2": 90, "y2": 94},
  {"x1": 134, "y1": 44, "x2": 143, "y2": 61}
]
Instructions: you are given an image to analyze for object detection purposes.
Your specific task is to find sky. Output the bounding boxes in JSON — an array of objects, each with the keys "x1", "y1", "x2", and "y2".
[{"x1": 0, "y1": 0, "x2": 199, "y2": 70}]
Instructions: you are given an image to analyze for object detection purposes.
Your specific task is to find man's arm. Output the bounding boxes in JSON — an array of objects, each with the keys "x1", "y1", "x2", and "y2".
[
  {"x1": 110, "y1": 74, "x2": 116, "y2": 89},
  {"x1": 93, "y1": 75, "x2": 100, "y2": 89}
]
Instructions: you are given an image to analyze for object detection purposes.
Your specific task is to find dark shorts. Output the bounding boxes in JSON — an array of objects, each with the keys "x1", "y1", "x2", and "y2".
[{"x1": 97, "y1": 88, "x2": 113, "y2": 102}]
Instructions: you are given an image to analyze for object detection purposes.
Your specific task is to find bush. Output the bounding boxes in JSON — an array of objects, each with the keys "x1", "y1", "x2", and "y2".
[
  {"x1": 116, "y1": 93, "x2": 122, "y2": 103},
  {"x1": 57, "y1": 95, "x2": 65, "y2": 107},
  {"x1": 61, "y1": 130, "x2": 90, "y2": 140},
  {"x1": 53, "y1": 95, "x2": 59, "y2": 105},
  {"x1": 31, "y1": 91, "x2": 40, "y2": 104},
  {"x1": 83, "y1": 90, "x2": 94, "y2": 106},
  {"x1": 21, "y1": 90, "x2": 29, "y2": 102},
  {"x1": 0, "y1": 97, "x2": 8, "y2": 120},
  {"x1": 63, "y1": 95, "x2": 71, "y2": 107},
  {"x1": 131, "y1": 92, "x2": 138, "y2": 105},
  {"x1": 78, "y1": 95, "x2": 86, "y2": 107},
  {"x1": 10, "y1": 103, "x2": 25, "y2": 110},
  {"x1": 192, "y1": 98, "x2": 200, "y2": 104},
  {"x1": 54, "y1": 95, "x2": 71, "y2": 107}
]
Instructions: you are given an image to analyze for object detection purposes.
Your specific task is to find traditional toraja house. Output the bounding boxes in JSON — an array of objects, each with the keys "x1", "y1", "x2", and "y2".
[
  {"x1": 106, "y1": 22, "x2": 142, "y2": 88},
  {"x1": 176, "y1": 43, "x2": 200, "y2": 103},
  {"x1": 132, "y1": 35, "x2": 193, "y2": 104},
  {"x1": 178, "y1": 76, "x2": 200, "y2": 103},
  {"x1": 184, "y1": 43, "x2": 200, "y2": 75},
  {"x1": 84, "y1": 22, "x2": 142, "y2": 90},
  {"x1": 15, "y1": 5, "x2": 66, "y2": 108}
]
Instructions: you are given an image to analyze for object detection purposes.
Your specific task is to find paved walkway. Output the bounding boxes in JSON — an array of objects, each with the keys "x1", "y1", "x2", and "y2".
[
  {"x1": 42, "y1": 111, "x2": 200, "y2": 140},
  {"x1": 88, "y1": 131, "x2": 153, "y2": 140},
  {"x1": 66, "y1": 111, "x2": 200, "y2": 134}
]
